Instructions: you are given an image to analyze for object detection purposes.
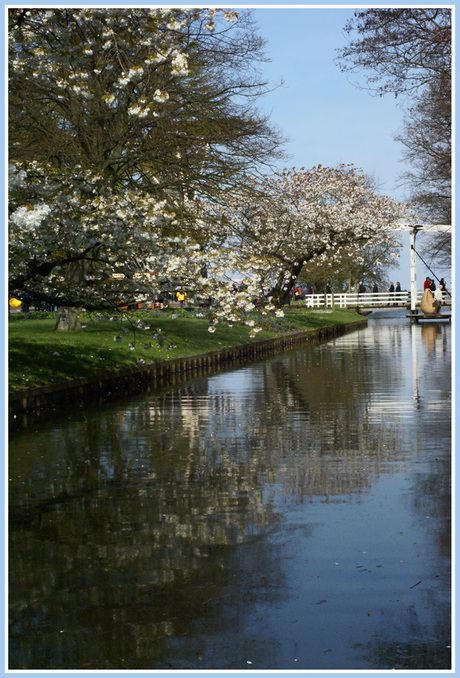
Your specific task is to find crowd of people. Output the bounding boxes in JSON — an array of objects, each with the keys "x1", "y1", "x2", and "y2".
[{"x1": 423, "y1": 276, "x2": 448, "y2": 294}]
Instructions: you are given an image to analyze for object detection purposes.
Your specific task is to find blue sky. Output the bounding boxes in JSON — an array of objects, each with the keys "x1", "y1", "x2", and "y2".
[
  {"x1": 245, "y1": 6, "x2": 451, "y2": 291},
  {"x1": 254, "y1": 8, "x2": 408, "y2": 199}
]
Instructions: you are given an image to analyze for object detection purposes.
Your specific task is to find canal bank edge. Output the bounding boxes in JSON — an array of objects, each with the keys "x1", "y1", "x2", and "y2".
[{"x1": 9, "y1": 317, "x2": 367, "y2": 421}]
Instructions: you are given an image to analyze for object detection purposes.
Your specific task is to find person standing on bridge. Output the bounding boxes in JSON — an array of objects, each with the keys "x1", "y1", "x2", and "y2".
[
  {"x1": 358, "y1": 281, "x2": 366, "y2": 294},
  {"x1": 372, "y1": 282, "x2": 379, "y2": 293},
  {"x1": 388, "y1": 282, "x2": 395, "y2": 306}
]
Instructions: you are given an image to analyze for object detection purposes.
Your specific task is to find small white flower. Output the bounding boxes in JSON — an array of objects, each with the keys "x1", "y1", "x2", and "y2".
[
  {"x1": 223, "y1": 11, "x2": 238, "y2": 22},
  {"x1": 171, "y1": 52, "x2": 188, "y2": 75},
  {"x1": 153, "y1": 89, "x2": 169, "y2": 103},
  {"x1": 128, "y1": 66, "x2": 144, "y2": 79}
]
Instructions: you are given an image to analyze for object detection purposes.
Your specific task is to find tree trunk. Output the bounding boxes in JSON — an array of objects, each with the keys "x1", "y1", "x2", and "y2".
[
  {"x1": 270, "y1": 287, "x2": 291, "y2": 308},
  {"x1": 54, "y1": 307, "x2": 83, "y2": 331},
  {"x1": 270, "y1": 262, "x2": 305, "y2": 308},
  {"x1": 54, "y1": 259, "x2": 87, "y2": 330},
  {"x1": 269, "y1": 277, "x2": 292, "y2": 308}
]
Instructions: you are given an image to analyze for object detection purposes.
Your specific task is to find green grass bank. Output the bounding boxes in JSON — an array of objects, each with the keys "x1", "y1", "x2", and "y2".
[{"x1": 9, "y1": 307, "x2": 364, "y2": 393}]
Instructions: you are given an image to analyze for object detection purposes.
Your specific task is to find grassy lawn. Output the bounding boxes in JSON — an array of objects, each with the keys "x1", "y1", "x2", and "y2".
[{"x1": 8, "y1": 307, "x2": 363, "y2": 391}]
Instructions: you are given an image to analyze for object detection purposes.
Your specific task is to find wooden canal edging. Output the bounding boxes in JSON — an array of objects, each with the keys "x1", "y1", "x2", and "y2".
[{"x1": 9, "y1": 318, "x2": 367, "y2": 423}]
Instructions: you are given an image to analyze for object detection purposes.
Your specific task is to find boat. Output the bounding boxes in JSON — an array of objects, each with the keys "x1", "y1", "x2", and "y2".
[
  {"x1": 420, "y1": 288, "x2": 437, "y2": 315},
  {"x1": 415, "y1": 288, "x2": 451, "y2": 321}
]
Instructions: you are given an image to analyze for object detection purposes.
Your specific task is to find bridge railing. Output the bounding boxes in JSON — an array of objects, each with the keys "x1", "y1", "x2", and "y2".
[{"x1": 303, "y1": 291, "x2": 451, "y2": 309}]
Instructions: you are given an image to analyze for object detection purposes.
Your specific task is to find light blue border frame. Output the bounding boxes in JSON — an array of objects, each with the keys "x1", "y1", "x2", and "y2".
[{"x1": 3, "y1": 3, "x2": 455, "y2": 678}]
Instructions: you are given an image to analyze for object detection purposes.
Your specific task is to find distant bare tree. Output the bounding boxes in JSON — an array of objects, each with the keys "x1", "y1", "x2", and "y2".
[
  {"x1": 336, "y1": 8, "x2": 452, "y2": 264},
  {"x1": 336, "y1": 8, "x2": 451, "y2": 98},
  {"x1": 396, "y1": 79, "x2": 451, "y2": 223}
]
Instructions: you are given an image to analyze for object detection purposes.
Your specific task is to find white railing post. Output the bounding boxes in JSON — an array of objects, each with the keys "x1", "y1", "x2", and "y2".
[
  {"x1": 410, "y1": 227, "x2": 418, "y2": 320},
  {"x1": 298, "y1": 289, "x2": 449, "y2": 309}
]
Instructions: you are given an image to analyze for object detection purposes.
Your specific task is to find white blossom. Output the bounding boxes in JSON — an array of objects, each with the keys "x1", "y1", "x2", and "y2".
[
  {"x1": 128, "y1": 105, "x2": 150, "y2": 117},
  {"x1": 9, "y1": 164, "x2": 27, "y2": 189},
  {"x1": 171, "y1": 52, "x2": 188, "y2": 75},
  {"x1": 153, "y1": 89, "x2": 169, "y2": 103},
  {"x1": 10, "y1": 203, "x2": 51, "y2": 231},
  {"x1": 223, "y1": 11, "x2": 239, "y2": 22}
]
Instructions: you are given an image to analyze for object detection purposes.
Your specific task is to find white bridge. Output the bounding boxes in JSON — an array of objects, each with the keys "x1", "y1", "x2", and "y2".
[
  {"x1": 306, "y1": 222, "x2": 452, "y2": 321},
  {"x1": 401, "y1": 222, "x2": 451, "y2": 321},
  {"x1": 303, "y1": 291, "x2": 452, "y2": 309}
]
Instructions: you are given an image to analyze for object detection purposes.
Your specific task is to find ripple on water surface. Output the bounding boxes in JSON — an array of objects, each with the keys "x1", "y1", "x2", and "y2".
[{"x1": 8, "y1": 317, "x2": 451, "y2": 670}]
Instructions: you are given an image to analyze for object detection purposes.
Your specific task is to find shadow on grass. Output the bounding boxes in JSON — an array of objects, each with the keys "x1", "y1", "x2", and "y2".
[
  {"x1": 9, "y1": 310, "x2": 363, "y2": 390},
  {"x1": 9, "y1": 338, "x2": 122, "y2": 389},
  {"x1": 8, "y1": 317, "x2": 256, "y2": 390}
]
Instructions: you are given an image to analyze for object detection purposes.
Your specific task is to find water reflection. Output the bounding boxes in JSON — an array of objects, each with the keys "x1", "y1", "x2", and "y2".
[{"x1": 9, "y1": 313, "x2": 451, "y2": 669}]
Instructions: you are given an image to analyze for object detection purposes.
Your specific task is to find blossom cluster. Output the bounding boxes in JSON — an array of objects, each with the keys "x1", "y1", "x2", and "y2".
[
  {"x1": 8, "y1": 9, "x2": 412, "y2": 328},
  {"x1": 199, "y1": 164, "x2": 411, "y2": 302},
  {"x1": 8, "y1": 160, "x2": 412, "y2": 328},
  {"x1": 8, "y1": 162, "x2": 267, "y2": 324},
  {"x1": 9, "y1": 8, "x2": 240, "y2": 122}
]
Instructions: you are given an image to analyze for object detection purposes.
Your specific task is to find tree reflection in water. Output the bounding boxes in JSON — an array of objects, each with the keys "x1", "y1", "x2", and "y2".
[{"x1": 9, "y1": 315, "x2": 451, "y2": 669}]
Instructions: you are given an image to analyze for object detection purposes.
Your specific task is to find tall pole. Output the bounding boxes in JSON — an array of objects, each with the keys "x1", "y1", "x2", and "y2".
[{"x1": 410, "y1": 226, "x2": 418, "y2": 322}]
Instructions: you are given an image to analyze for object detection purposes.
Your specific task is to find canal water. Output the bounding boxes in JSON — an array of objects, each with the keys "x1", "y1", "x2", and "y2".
[{"x1": 8, "y1": 311, "x2": 451, "y2": 670}]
